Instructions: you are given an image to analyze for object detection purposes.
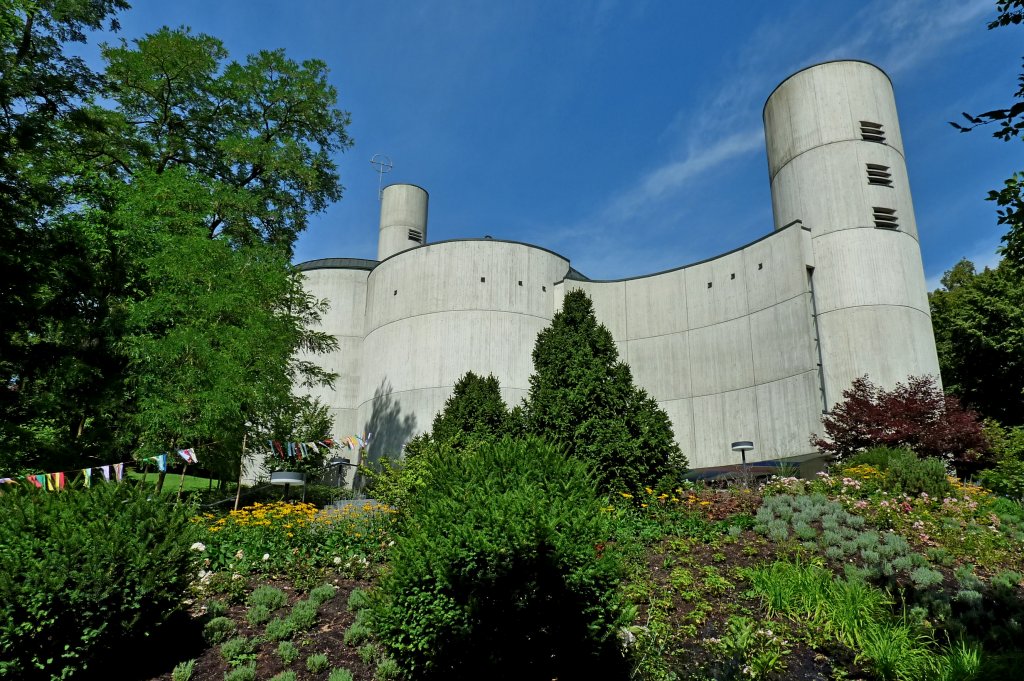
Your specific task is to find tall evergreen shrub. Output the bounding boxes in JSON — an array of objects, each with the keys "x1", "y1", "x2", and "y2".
[
  {"x1": 0, "y1": 483, "x2": 198, "y2": 680},
  {"x1": 524, "y1": 288, "x2": 685, "y2": 492},
  {"x1": 372, "y1": 437, "x2": 631, "y2": 680}
]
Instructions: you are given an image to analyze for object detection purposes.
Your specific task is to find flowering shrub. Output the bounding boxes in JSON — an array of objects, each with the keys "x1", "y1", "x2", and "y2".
[
  {"x1": 812, "y1": 469, "x2": 1024, "y2": 569},
  {"x1": 194, "y1": 501, "x2": 396, "y2": 577}
]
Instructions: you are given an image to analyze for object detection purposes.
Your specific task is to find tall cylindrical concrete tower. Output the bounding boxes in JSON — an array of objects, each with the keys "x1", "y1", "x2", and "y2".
[
  {"x1": 377, "y1": 184, "x2": 428, "y2": 261},
  {"x1": 764, "y1": 60, "x2": 940, "y2": 408}
]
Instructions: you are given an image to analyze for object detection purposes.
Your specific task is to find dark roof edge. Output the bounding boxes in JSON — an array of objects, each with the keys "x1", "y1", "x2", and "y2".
[
  {"x1": 372, "y1": 237, "x2": 577, "y2": 270},
  {"x1": 296, "y1": 257, "x2": 379, "y2": 272},
  {"x1": 762, "y1": 59, "x2": 892, "y2": 120}
]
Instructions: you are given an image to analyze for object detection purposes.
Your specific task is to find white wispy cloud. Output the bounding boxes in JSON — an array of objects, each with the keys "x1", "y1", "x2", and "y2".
[{"x1": 551, "y1": 0, "x2": 992, "y2": 279}]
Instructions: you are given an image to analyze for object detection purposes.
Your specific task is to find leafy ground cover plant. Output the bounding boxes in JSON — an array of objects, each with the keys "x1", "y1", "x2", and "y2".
[
  {"x1": 372, "y1": 436, "x2": 632, "y2": 680},
  {"x1": 0, "y1": 484, "x2": 198, "y2": 680}
]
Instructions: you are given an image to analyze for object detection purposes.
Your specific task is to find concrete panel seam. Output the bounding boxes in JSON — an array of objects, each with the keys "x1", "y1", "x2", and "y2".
[
  {"x1": 364, "y1": 307, "x2": 554, "y2": 336},
  {"x1": 815, "y1": 303, "x2": 932, "y2": 318},
  {"x1": 769, "y1": 138, "x2": 905, "y2": 183},
  {"x1": 807, "y1": 224, "x2": 920, "y2": 244},
  {"x1": 622, "y1": 289, "x2": 810, "y2": 341},
  {"x1": 685, "y1": 369, "x2": 820, "y2": 401}
]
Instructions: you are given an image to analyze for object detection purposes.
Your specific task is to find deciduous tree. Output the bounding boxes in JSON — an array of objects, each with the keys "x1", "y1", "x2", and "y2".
[
  {"x1": 929, "y1": 258, "x2": 1024, "y2": 426},
  {"x1": 813, "y1": 375, "x2": 989, "y2": 472}
]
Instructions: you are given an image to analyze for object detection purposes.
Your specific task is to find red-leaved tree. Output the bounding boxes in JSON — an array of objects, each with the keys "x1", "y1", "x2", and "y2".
[{"x1": 812, "y1": 375, "x2": 990, "y2": 470}]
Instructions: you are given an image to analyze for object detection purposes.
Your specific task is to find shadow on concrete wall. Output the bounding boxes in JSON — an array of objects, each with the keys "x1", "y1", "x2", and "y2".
[{"x1": 362, "y1": 378, "x2": 417, "y2": 466}]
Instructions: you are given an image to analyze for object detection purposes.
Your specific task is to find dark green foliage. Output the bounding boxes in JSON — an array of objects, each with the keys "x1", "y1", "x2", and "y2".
[
  {"x1": 848, "y1": 446, "x2": 915, "y2": 471},
  {"x1": 248, "y1": 585, "x2": 288, "y2": 612},
  {"x1": 886, "y1": 455, "x2": 952, "y2": 498},
  {"x1": 1, "y1": 17, "x2": 350, "y2": 476},
  {"x1": 264, "y1": 617, "x2": 296, "y2": 642},
  {"x1": 277, "y1": 640, "x2": 299, "y2": 666},
  {"x1": 363, "y1": 372, "x2": 511, "y2": 508},
  {"x1": 0, "y1": 1, "x2": 130, "y2": 473},
  {"x1": 307, "y1": 652, "x2": 330, "y2": 674},
  {"x1": 429, "y1": 371, "x2": 511, "y2": 445},
  {"x1": 0, "y1": 484, "x2": 198, "y2": 680},
  {"x1": 287, "y1": 599, "x2": 319, "y2": 632},
  {"x1": 978, "y1": 458, "x2": 1024, "y2": 497},
  {"x1": 929, "y1": 260, "x2": 1024, "y2": 426},
  {"x1": 979, "y1": 426, "x2": 1024, "y2": 498},
  {"x1": 309, "y1": 583, "x2": 338, "y2": 607},
  {"x1": 220, "y1": 635, "x2": 259, "y2": 665},
  {"x1": 246, "y1": 604, "x2": 272, "y2": 627},
  {"x1": 523, "y1": 289, "x2": 685, "y2": 492},
  {"x1": 372, "y1": 437, "x2": 631, "y2": 680},
  {"x1": 203, "y1": 616, "x2": 237, "y2": 645}
]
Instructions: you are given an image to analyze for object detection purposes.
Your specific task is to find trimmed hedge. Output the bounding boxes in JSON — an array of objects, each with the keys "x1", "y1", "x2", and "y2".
[
  {"x1": 372, "y1": 436, "x2": 631, "y2": 680},
  {"x1": 0, "y1": 483, "x2": 198, "y2": 680}
]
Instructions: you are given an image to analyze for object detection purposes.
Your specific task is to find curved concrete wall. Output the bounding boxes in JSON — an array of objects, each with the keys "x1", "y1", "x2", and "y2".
[
  {"x1": 294, "y1": 266, "x2": 370, "y2": 439},
  {"x1": 765, "y1": 60, "x2": 939, "y2": 403},
  {"x1": 358, "y1": 240, "x2": 571, "y2": 458},
  {"x1": 557, "y1": 223, "x2": 822, "y2": 468}
]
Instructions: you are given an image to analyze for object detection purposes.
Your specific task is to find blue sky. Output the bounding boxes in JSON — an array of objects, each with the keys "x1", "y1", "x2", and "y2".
[{"x1": 81, "y1": 1, "x2": 1021, "y2": 288}]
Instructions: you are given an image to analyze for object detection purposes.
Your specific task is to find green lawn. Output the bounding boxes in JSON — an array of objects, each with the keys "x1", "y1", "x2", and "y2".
[{"x1": 126, "y1": 469, "x2": 217, "y2": 492}]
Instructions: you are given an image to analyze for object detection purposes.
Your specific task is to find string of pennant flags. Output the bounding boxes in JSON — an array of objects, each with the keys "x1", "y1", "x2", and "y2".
[
  {"x1": 0, "y1": 462, "x2": 128, "y2": 491},
  {"x1": 0, "y1": 447, "x2": 201, "y2": 491},
  {"x1": 1, "y1": 436, "x2": 372, "y2": 491},
  {"x1": 266, "y1": 434, "x2": 371, "y2": 461}
]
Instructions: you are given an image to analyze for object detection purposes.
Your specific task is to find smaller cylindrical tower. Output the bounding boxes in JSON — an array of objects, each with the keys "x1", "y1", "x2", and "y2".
[{"x1": 377, "y1": 184, "x2": 428, "y2": 261}]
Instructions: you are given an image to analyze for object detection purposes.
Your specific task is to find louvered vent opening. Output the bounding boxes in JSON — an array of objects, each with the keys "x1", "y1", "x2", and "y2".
[
  {"x1": 860, "y1": 121, "x2": 885, "y2": 143},
  {"x1": 408, "y1": 229, "x2": 423, "y2": 243},
  {"x1": 873, "y1": 207, "x2": 898, "y2": 229},
  {"x1": 866, "y1": 163, "x2": 893, "y2": 187}
]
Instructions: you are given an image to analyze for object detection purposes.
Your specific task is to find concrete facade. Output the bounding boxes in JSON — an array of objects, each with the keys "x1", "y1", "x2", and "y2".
[{"x1": 297, "y1": 61, "x2": 941, "y2": 470}]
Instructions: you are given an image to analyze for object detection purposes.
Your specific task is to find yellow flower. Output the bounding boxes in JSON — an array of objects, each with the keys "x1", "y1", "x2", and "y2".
[
  {"x1": 645, "y1": 487, "x2": 654, "y2": 495},
  {"x1": 620, "y1": 492, "x2": 633, "y2": 499}
]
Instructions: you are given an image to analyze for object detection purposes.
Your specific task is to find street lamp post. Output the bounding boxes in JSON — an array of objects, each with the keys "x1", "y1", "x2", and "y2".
[{"x1": 731, "y1": 440, "x2": 754, "y2": 476}]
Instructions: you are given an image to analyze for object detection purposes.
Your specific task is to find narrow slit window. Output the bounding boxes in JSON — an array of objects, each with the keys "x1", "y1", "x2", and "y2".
[
  {"x1": 542, "y1": 285, "x2": 546, "y2": 292},
  {"x1": 730, "y1": 273, "x2": 735, "y2": 280},
  {"x1": 480, "y1": 276, "x2": 486, "y2": 283},
  {"x1": 707, "y1": 282, "x2": 713, "y2": 289},
  {"x1": 408, "y1": 229, "x2": 423, "y2": 243},
  {"x1": 873, "y1": 207, "x2": 899, "y2": 229},
  {"x1": 860, "y1": 121, "x2": 886, "y2": 143},
  {"x1": 518, "y1": 280, "x2": 523, "y2": 286},
  {"x1": 758, "y1": 263, "x2": 763, "y2": 270},
  {"x1": 866, "y1": 163, "x2": 893, "y2": 187}
]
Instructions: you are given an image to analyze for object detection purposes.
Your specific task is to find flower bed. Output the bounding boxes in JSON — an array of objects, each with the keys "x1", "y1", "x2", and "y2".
[{"x1": 194, "y1": 501, "x2": 397, "y2": 578}]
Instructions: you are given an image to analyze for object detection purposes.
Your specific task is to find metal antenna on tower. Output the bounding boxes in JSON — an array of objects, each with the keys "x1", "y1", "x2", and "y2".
[{"x1": 370, "y1": 154, "x2": 393, "y2": 201}]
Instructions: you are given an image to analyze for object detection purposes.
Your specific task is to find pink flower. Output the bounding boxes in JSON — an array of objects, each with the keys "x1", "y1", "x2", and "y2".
[{"x1": 900, "y1": 502, "x2": 912, "y2": 513}]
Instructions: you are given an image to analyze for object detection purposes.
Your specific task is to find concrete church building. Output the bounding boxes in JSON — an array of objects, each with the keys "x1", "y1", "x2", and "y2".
[{"x1": 297, "y1": 60, "x2": 941, "y2": 470}]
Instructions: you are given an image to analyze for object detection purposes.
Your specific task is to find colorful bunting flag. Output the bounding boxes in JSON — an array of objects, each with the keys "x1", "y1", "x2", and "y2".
[
  {"x1": 113, "y1": 463, "x2": 123, "y2": 482},
  {"x1": 83, "y1": 468, "x2": 91, "y2": 488},
  {"x1": 154, "y1": 454, "x2": 167, "y2": 472},
  {"x1": 100, "y1": 465, "x2": 110, "y2": 481}
]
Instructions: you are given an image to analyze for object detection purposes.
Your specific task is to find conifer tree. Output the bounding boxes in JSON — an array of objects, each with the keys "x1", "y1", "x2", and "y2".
[
  {"x1": 430, "y1": 371, "x2": 511, "y2": 444},
  {"x1": 524, "y1": 289, "x2": 685, "y2": 492}
]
